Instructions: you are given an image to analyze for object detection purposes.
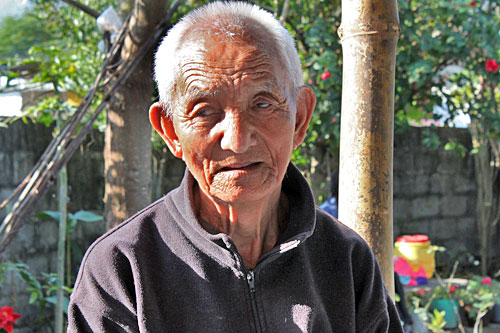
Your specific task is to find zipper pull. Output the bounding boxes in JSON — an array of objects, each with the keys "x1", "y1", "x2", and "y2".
[{"x1": 246, "y1": 270, "x2": 255, "y2": 292}]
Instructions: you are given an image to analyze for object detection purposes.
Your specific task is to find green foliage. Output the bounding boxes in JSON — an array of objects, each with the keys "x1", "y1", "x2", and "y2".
[
  {"x1": 24, "y1": 95, "x2": 72, "y2": 127},
  {"x1": 444, "y1": 140, "x2": 468, "y2": 158},
  {"x1": 0, "y1": 14, "x2": 50, "y2": 58},
  {"x1": 286, "y1": 1, "x2": 342, "y2": 169},
  {"x1": 421, "y1": 128, "x2": 442, "y2": 150},
  {"x1": 407, "y1": 289, "x2": 450, "y2": 332},
  {"x1": 399, "y1": 0, "x2": 500, "y2": 130},
  {"x1": 1, "y1": 0, "x2": 113, "y2": 127},
  {"x1": 427, "y1": 309, "x2": 447, "y2": 333},
  {"x1": 455, "y1": 276, "x2": 498, "y2": 320},
  {"x1": 432, "y1": 285, "x2": 454, "y2": 300},
  {"x1": 0, "y1": 262, "x2": 71, "y2": 330},
  {"x1": 36, "y1": 209, "x2": 103, "y2": 288},
  {"x1": 36, "y1": 209, "x2": 103, "y2": 235},
  {"x1": 30, "y1": 0, "x2": 112, "y2": 89}
]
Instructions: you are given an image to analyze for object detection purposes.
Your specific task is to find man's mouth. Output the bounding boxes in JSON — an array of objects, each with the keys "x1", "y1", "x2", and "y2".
[{"x1": 220, "y1": 162, "x2": 261, "y2": 172}]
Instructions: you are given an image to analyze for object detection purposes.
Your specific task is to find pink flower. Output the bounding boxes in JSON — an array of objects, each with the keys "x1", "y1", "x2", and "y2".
[
  {"x1": 470, "y1": 1, "x2": 476, "y2": 6},
  {"x1": 321, "y1": 71, "x2": 332, "y2": 80},
  {"x1": 417, "y1": 288, "x2": 425, "y2": 296},
  {"x1": 0, "y1": 306, "x2": 21, "y2": 333},
  {"x1": 486, "y1": 59, "x2": 499, "y2": 72},
  {"x1": 481, "y1": 276, "x2": 492, "y2": 285},
  {"x1": 308, "y1": 79, "x2": 313, "y2": 84}
]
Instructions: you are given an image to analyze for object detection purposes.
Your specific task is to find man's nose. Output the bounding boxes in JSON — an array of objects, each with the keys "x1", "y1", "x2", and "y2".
[{"x1": 219, "y1": 111, "x2": 257, "y2": 153}]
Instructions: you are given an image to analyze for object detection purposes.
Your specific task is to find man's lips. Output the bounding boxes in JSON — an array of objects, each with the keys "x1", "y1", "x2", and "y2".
[{"x1": 219, "y1": 162, "x2": 262, "y2": 172}]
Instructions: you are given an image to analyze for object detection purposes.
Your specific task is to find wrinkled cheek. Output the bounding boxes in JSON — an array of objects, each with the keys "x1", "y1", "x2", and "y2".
[
  {"x1": 183, "y1": 151, "x2": 210, "y2": 190},
  {"x1": 201, "y1": 159, "x2": 214, "y2": 189}
]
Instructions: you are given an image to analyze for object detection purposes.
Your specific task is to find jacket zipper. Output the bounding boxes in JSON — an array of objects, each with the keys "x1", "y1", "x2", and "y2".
[
  {"x1": 225, "y1": 237, "x2": 303, "y2": 332},
  {"x1": 246, "y1": 269, "x2": 262, "y2": 333}
]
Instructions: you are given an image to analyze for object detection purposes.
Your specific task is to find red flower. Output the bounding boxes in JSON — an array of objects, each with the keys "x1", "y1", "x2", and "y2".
[
  {"x1": 321, "y1": 71, "x2": 332, "y2": 80},
  {"x1": 449, "y1": 285, "x2": 457, "y2": 292},
  {"x1": 470, "y1": 1, "x2": 476, "y2": 6},
  {"x1": 417, "y1": 288, "x2": 425, "y2": 296},
  {"x1": 308, "y1": 79, "x2": 313, "y2": 84},
  {"x1": 0, "y1": 307, "x2": 21, "y2": 333},
  {"x1": 481, "y1": 276, "x2": 492, "y2": 285},
  {"x1": 486, "y1": 59, "x2": 499, "y2": 72}
]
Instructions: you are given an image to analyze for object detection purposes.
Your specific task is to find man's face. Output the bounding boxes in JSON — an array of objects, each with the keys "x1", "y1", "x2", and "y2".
[{"x1": 153, "y1": 36, "x2": 313, "y2": 204}]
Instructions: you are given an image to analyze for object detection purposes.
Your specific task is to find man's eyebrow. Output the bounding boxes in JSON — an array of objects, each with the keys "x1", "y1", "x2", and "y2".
[
  {"x1": 184, "y1": 85, "x2": 219, "y2": 103},
  {"x1": 257, "y1": 80, "x2": 288, "y2": 101}
]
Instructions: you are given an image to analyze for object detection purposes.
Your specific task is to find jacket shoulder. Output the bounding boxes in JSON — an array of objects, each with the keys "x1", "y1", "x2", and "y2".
[{"x1": 313, "y1": 207, "x2": 369, "y2": 249}]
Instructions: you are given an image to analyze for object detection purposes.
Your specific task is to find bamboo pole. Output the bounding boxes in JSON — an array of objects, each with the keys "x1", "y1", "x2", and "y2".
[
  {"x1": 55, "y1": 163, "x2": 67, "y2": 333},
  {"x1": 338, "y1": 0, "x2": 399, "y2": 296}
]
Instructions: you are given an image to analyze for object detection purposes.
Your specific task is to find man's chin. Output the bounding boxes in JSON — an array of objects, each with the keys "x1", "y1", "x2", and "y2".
[
  {"x1": 210, "y1": 170, "x2": 271, "y2": 191},
  {"x1": 209, "y1": 183, "x2": 277, "y2": 204}
]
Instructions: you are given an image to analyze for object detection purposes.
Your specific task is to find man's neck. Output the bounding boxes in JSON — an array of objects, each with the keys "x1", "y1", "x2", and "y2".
[{"x1": 194, "y1": 185, "x2": 288, "y2": 269}]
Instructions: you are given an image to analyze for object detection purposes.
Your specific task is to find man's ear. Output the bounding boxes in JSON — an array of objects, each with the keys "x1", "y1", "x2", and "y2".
[
  {"x1": 149, "y1": 102, "x2": 183, "y2": 159},
  {"x1": 293, "y1": 86, "x2": 316, "y2": 149}
]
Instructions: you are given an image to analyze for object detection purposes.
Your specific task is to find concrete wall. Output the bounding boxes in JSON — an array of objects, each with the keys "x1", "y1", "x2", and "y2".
[
  {"x1": 392, "y1": 127, "x2": 495, "y2": 272},
  {"x1": 0, "y1": 120, "x2": 498, "y2": 330}
]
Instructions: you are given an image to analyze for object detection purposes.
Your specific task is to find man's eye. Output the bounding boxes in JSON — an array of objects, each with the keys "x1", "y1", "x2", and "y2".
[
  {"x1": 197, "y1": 108, "x2": 209, "y2": 116},
  {"x1": 194, "y1": 107, "x2": 212, "y2": 117},
  {"x1": 255, "y1": 102, "x2": 271, "y2": 109}
]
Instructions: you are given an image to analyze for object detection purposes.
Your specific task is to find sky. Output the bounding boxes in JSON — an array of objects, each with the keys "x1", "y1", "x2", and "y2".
[
  {"x1": 0, "y1": 0, "x2": 30, "y2": 116},
  {"x1": 0, "y1": 0, "x2": 31, "y2": 21}
]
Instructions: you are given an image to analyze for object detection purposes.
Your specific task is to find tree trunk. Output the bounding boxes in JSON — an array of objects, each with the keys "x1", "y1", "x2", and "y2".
[
  {"x1": 337, "y1": 0, "x2": 399, "y2": 296},
  {"x1": 104, "y1": 0, "x2": 168, "y2": 230},
  {"x1": 469, "y1": 120, "x2": 500, "y2": 275}
]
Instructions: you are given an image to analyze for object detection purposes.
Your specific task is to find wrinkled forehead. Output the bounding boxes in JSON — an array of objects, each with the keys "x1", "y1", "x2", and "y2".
[
  {"x1": 176, "y1": 19, "x2": 286, "y2": 80},
  {"x1": 181, "y1": 40, "x2": 276, "y2": 82},
  {"x1": 174, "y1": 29, "x2": 286, "y2": 98}
]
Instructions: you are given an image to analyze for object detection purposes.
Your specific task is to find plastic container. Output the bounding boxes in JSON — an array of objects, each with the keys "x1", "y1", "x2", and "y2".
[
  {"x1": 394, "y1": 234, "x2": 435, "y2": 279},
  {"x1": 430, "y1": 299, "x2": 459, "y2": 329}
]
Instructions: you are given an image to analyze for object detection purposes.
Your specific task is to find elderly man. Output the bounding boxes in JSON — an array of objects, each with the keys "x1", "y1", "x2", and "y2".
[{"x1": 68, "y1": 2, "x2": 402, "y2": 332}]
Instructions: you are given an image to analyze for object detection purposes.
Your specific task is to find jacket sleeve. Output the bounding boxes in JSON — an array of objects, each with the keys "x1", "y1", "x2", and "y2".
[
  {"x1": 67, "y1": 242, "x2": 139, "y2": 333},
  {"x1": 352, "y1": 239, "x2": 404, "y2": 333},
  {"x1": 387, "y1": 292, "x2": 405, "y2": 332},
  {"x1": 361, "y1": 289, "x2": 404, "y2": 333}
]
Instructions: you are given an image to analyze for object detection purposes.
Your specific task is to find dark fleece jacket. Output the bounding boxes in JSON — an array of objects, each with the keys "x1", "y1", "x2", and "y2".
[{"x1": 68, "y1": 163, "x2": 402, "y2": 332}]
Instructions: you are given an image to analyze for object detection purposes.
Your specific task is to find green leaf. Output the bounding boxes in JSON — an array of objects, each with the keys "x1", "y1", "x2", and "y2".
[
  {"x1": 17, "y1": 270, "x2": 34, "y2": 283},
  {"x1": 45, "y1": 295, "x2": 57, "y2": 305},
  {"x1": 36, "y1": 211, "x2": 61, "y2": 221},
  {"x1": 469, "y1": 147, "x2": 480, "y2": 155},
  {"x1": 444, "y1": 142, "x2": 455, "y2": 151},
  {"x1": 72, "y1": 211, "x2": 103, "y2": 222},
  {"x1": 29, "y1": 292, "x2": 38, "y2": 304}
]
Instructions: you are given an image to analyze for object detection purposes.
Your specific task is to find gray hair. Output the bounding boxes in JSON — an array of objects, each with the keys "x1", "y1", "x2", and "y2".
[{"x1": 153, "y1": 1, "x2": 303, "y2": 117}]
